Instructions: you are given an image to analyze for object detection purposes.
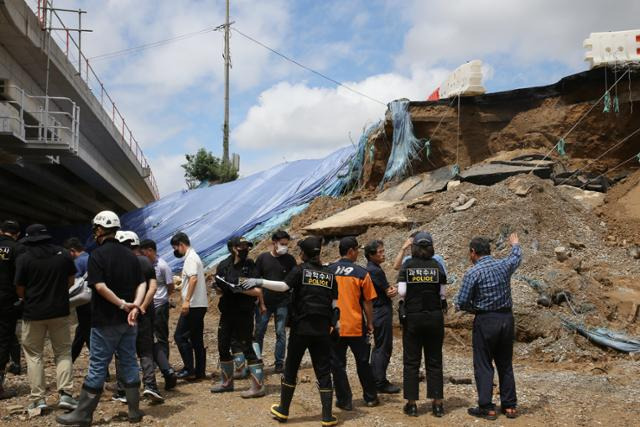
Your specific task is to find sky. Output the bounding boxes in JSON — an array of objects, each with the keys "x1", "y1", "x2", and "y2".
[{"x1": 27, "y1": 0, "x2": 640, "y2": 196}]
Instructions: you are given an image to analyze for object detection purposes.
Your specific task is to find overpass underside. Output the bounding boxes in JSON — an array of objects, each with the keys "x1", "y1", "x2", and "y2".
[{"x1": 0, "y1": 0, "x2": 158, "y2": 226}]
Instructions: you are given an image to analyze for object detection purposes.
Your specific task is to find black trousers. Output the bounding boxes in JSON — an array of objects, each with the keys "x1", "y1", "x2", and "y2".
[
  {"x1": 0, "y1": 313, "x2": 18, "y2": 370},
  {"x1": 174, "y1": 307, "x2": 207, "y2": 376},
  {"x1": 371, "y1": 304, "x2": 393, "y2": 388},
  {"x1": 117, "y1": 305, "x2": 157, "y2": 390},
  {"x1": 217, "y1": 311, "x2": 259, "y2": 363},
  {"x1": 283, "y1": 332, "x2": 332, "y2": 389},
  {"x1": 403, "y1": 311, "x2": 444, "y2": 400},
  {"x1": 72, "y1": 304, "x2": 92, "y2": 362},
  {"x1": 153, "y1": 302, "x2": 171, "y2": 372},
  {"x1": 330, "y1": 336, "x2": 377, "y2": 404},
  {"x1": 472, "y1": 312, "x2": 517, "y2": 410}
]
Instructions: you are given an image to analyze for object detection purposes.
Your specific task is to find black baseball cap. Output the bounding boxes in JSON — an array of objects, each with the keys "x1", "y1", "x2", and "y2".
[
  {"x1": 298, "y1": 236, "x2": 322, "y2": 257},
  {"x1": 20, "y1": 224, "x2": 52, "y2": 243},
  {"x1": 227, "y1": 236, "x2": 254, "y2": 248},
  {"x1": 338, "y1": 236, "x2": 359, "y2": 254},
  {"x1": 413, "y1": 231, "x2": 433, "y2": 246},
  {"x1": 0, "y1": 220, "x2": 20, "y2": 234}
]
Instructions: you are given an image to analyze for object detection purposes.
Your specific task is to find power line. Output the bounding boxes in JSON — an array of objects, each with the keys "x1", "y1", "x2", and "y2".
[
  {"x1": 85, "y1": 22, "x2": 387, "y2": 106},
  {"x1": 89, "y1": 24, "x2": 223, "y2": 61},
  {"x1": 230, "y1": 27, "x2": 387, "y2": 106}
]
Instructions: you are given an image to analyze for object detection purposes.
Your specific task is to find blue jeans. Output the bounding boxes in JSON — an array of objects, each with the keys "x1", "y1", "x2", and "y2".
[
  {"x1": 83, "y1": 324, "x2": 139, "y2": 393},
  {"x1": 254, "y1": 305, "x2": 287, "y2": 366}
]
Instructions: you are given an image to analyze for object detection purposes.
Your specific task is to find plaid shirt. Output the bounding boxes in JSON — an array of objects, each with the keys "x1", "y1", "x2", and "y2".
[{"x1": 455, "y1": 245, "x2": 522, "y2": 313}]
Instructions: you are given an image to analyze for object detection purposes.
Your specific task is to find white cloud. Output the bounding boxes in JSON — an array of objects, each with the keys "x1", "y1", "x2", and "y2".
[
  {"x1": 233, "y1": 67, "x2": 450, "y2": 174},
  {"x1": 396, "y1": 0, "x2": 640, "y2": 71},
  {"x1": 149, "y1": 153, "x2": 187, "y2": 196}
]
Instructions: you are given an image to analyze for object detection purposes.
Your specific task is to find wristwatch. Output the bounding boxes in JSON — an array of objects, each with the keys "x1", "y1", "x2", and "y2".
[{"x1": 119, "y1": 300, "x2": 126, "y2": 310}]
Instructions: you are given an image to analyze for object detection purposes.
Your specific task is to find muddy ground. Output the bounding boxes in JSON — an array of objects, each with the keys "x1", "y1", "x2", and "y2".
[
  {"x1": 1, "y1": 293, "x2": 639, "y2": 427},
  {"x1": 3, "y1": 171, "x2": 640, "y2": 426}
]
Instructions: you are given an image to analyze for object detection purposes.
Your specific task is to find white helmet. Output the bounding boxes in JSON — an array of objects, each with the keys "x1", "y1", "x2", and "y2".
[
  {"x1": 115, "y1": 230, "x2": 139, "y2": 246},
  {"x1": 92, "y1": 210, "x2": 120, "y2": 229},
  {"x1": 127, "y1": 231, "x2": 140, "y2": 246}
]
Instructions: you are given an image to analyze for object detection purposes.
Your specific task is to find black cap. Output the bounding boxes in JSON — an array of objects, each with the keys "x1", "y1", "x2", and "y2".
[
  {"x1": 339, "y1": 236, "x2": 359, "y2": 254},
  {"x1": 0, "y1": 220, "x2": 20, "y2": 234},
  {"x1": 298, "y1": 236, "x2": 322, "y2": 258},
  {"x1": 227, "y1": 236, "x2": 254, "y2": 248},
  {"x1": 20, "y1": 224, "x2": 52, "y2": 243},
  {"x1": 413, "y1": 231, "x2": 433, "y2": 246}
]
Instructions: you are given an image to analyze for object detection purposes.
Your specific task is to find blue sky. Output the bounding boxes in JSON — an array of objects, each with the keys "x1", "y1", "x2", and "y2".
[{"x1": 28, "y1": 0, "x2": 640, "y2": 196}]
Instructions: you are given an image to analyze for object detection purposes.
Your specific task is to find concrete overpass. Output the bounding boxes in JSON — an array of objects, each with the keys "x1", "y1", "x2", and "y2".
[{"x1": 0, "y1": 0, "x2": 158, "y2": 226}]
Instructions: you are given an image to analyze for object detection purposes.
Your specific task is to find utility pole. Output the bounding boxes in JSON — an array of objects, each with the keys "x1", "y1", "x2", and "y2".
[{"x1": 222, "y1": 0, "x2": 230, "y2": 164}]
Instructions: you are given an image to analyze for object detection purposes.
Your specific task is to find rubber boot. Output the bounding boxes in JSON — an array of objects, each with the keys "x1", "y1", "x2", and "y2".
[
  {"x1": 233, "y1": 352, "x2": 248, "y2": 379},
  {"x1": 56, "y1": 387, "x2": 102, "y2": 426},
  {"x1": 0, "y1": 372, "x2": 17, "y2": 400},
  {"x1": 270, "y1": 378, "x2": 296, "y2": 422},
  {"x1": 210, "y1": 360, "x2": 234, "y2": 393},
  {"x1": 241, "y1": 362, "x2": 265, "y2": 398},
  {"x1": 320, "y1": 387, "x2": 338, "y2": 426},
  {"x1": 162, "y1": 368, "x2": 177, "y2": 391},
  {"x1": 124, "y1": 386, "x2": 144, "y2": 423}
]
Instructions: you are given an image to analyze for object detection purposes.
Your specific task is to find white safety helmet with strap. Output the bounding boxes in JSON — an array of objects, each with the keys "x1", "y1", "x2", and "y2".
[
  {"x1": 92, "y1": 210, "x2": 121, "y2": 229},
  {"x1": 115, "y1": 230, "x2": 140, "y2": 246}
]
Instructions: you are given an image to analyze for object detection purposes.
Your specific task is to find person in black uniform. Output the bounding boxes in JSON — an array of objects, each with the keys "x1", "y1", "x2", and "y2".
[
  {"x1": 211, "y1": 236, "x2": 266, "y2": 398},
  {"x1": 0, "y1": 220, "x2": 22, "y2": 399},
  {"x1": 241, "y1": 236, "x2": 339, "y2": 426},
  {"x1": 113, "y1": 231, "x2": 163, "y2": 403},
  {"x1": 397, "y1": 231, "x2": 447, "y2": 418}
]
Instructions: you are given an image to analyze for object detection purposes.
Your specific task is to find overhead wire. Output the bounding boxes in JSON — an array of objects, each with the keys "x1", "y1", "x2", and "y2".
[
  {"x1": 89, "y1": 24, "x2": 223, "y2": 61},
  {"x1": 85, "y1": 22, "x2": 387, "y2": 107},
  {"x1": 230, "y1": 27, "x2": 387, "y2": 106}
]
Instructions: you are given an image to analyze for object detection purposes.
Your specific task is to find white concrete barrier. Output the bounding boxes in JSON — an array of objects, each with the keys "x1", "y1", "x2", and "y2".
[
  {"x1": 427, "y1": 60, "x2": 485, "y2": 101},
  {"x1": 584, "y1": 30, "x2": 640, "y2": 69}
]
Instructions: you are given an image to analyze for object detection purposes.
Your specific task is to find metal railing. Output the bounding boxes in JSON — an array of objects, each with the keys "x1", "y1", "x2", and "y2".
[
  {"x1": 36, "y1": 0, "x2": 159, "y2": 199},
  {"x1": 2, "y1": 84, "x2": 79, "y2": 153}
]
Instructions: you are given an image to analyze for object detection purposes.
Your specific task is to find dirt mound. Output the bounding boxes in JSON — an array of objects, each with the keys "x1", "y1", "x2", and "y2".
[
  {"x1": 599, "y1": 169, "x2": 640, "y2": 244},
  {"x1": 251, "y1": 173, "x2": 640, "y2": 364}
]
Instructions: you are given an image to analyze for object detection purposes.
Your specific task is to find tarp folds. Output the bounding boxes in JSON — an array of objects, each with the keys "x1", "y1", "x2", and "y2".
[
  {"x1": 121, "y1": 147, "x2": 355, "y2": 271},
  {"x1": 381, "y1": 100, "x2": 424, "y2": 185},
  {"x1": 562, "y1": 319, "x2": 640, "y2": 353}
]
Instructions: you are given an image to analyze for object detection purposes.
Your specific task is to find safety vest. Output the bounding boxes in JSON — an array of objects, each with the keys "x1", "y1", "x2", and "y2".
[
  {"x1": 292, "y1": 261, "x2": 334, "y2": 321},
  {"x1": 403, "y1": 257, "x2": 443, "y2": 313}
]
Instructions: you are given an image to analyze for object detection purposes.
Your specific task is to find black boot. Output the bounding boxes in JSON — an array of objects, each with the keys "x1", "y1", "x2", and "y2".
[
  {"x1": 162, "y1": 368, "x2": 177, "y2": 391},
  {"x1": 0, "y1": 372, "x2": 17, "y2": 400},
  {"x1": 56, "y1": 387, "x2": 102, "y2": 426},
  {"x1": 319, "y1": 387, "x2": 338, "y2": 426},
  {"x1": 124, "y1": 386, "x2": 144, "y2": 423},
  {"x1": 270, "y1": 378, "x2": 296, "y2": 422}
]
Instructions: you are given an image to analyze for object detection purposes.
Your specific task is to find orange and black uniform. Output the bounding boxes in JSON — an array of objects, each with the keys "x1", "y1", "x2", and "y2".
[{"x1": 329, "y1": 258, "x2": 378, "y2": 406}]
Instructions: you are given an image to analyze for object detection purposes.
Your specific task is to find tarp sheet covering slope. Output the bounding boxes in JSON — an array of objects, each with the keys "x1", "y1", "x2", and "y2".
[{"x1": 121, "y1": 147, "x2": 355, "y2": 271}]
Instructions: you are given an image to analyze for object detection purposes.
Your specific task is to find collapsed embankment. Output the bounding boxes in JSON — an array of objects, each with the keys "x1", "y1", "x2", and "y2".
[{"x1": 361, "y1": 68, "x2": 640, "y2": 189}]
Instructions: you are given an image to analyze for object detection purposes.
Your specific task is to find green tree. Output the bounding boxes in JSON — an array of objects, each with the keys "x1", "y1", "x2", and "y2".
[{"x1": 182, "y1": 148, "x2": 238, "y2": 189}]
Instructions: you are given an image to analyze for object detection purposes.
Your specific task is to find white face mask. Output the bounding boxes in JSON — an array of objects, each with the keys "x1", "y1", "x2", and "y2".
[{"x1": 276, "y1": 244, "x2": 288, "y2": 255}]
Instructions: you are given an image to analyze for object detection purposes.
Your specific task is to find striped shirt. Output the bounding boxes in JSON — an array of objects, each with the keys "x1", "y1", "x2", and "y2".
[{"x1": 455, "y1": 245, "x2": 522, "y2": 312}]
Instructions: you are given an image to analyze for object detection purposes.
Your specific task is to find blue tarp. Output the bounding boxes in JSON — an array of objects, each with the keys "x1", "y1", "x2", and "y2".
[
  {"x1": 121, "y1": 146, "x2": 355, "y2": 271},
  {"x1": 562, "y1": 319, "x2": 640, "y2": 353},
  {"x1": 380, "y1": 100, "x2": 424, "y2": 186}
]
